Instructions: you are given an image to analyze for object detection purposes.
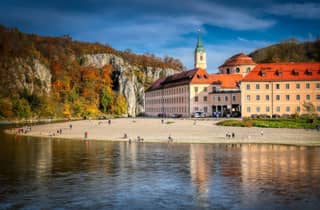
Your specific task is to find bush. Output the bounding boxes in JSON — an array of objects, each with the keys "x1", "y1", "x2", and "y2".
[{"x1": 12, "y1": 97, "x2": 31, "y2": 119}]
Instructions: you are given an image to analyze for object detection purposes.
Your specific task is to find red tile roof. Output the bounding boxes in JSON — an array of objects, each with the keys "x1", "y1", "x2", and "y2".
[
  {"x1": 190, "y1": 68, "x2": 211, "y2": 84},
  {"x1": 242, "y1": 63, "x2": 320, "y2": 82},
  {"x1": 219, "y1": 53, "x2": 256, "y2": 68},
  {"x1": 210, "y1": 74, "x2": 243, "y2": 89}
]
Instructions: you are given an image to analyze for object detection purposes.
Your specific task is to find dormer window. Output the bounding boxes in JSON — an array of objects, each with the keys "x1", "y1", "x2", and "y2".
[
  {"x1": 305, "y1": 69, "x2": 312, "y2": 75},
  {"x1": 292, "y1": 69, "x2": 299, "y2": 75},
  {"x1": 204, "y1": 75, "x2": 208, "y2": 79},
  {"x1": 197, "y1": 74, "x2": 202, "y2": 79},
  {"x1": 275, "y1": 70, "x2": 282, "y2": 76},
  {"x1": 259, "y1": 70, "x2": 265, "y2": 76}
]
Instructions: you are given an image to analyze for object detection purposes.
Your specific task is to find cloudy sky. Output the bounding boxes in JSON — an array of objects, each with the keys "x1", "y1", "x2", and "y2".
[{"x1": 0, "y1": 0, "x2": 319, "y2": 72}]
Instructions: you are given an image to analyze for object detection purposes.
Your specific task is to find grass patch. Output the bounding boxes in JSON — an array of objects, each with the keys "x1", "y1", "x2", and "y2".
[
  {"x1": 218, "y1": 117, "x2": 320, "y2": 129},
  {"x1": 166, "y1": 121, "x2": 175, "y2": 124}
]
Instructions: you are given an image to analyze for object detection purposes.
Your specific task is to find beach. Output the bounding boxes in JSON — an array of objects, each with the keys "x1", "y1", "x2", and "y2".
[{"x1": 9, "y1": 118, "x2": 320, "y2": 146}]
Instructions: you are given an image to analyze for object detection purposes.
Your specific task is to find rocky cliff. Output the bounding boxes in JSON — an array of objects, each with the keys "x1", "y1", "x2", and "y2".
[
  {"x1": 0, "y1": 58, "x2": 51, "y2": 95},
  {"x1": 81, "y1": 54, "x2": 178, "y2": 116}
]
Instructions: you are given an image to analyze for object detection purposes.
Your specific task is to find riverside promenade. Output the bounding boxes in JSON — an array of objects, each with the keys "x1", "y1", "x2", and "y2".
[{"x1": 11, "y1": 118, "x2": 320, "y2": 146}]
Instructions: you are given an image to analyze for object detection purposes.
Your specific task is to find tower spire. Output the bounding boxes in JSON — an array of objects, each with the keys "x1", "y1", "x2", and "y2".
[
  {"x1": 194, "y1": 29, "x2": 207, "y2": 69},
  {"x1": 197, "y1": 29, "x2": 203, "y2": 48}
]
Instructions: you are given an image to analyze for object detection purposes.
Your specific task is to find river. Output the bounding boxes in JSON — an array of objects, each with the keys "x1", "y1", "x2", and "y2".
[{"x1": 0, "y1": 125, "x2": 319, "y2": 209}]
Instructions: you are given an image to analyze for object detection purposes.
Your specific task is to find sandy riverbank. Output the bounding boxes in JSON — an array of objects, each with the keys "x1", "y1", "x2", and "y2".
[{"x1": 7, "y1": 118, "x2": 320, "y2": 146}]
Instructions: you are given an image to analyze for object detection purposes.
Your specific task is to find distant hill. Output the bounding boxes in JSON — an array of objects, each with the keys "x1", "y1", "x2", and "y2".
[{"x1": 249, "y1": 39, "x2": 320, "y2": 63}]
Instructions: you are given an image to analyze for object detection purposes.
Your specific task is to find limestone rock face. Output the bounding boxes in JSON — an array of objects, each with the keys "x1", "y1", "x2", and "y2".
[
  {"x1": 82, "y1": 54, "x2": 179, "y2": 116},
  {"x1": 1, "y1": 58, "x2": 51, "y2": 95}
]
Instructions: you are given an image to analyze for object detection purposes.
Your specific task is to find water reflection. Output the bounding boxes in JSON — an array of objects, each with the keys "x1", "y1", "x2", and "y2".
[{"x1": 0, "y1": 129, "x2": 319, "y2": 209}]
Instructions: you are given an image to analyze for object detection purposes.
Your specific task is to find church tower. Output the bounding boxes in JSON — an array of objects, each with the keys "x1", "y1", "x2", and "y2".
[{"x1": 194, "y1": 31, "x2": 207, "y2": 69}]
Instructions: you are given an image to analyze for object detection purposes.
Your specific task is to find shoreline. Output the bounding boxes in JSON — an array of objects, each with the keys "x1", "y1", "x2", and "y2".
[{"x1": 5, "y1": 118, "x2": 320, "y2": 146}]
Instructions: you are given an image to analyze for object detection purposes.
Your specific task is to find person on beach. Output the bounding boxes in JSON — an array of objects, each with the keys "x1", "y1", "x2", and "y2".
[
  {"x1": 69, "y1": 124, "x2": 72, "y2": 129},
  {"x1": 261, "y1": 130, "x2": 264, "y2": 136},
  {"x1": 84, "y1": 131, "x2": 88, "y2": 139},
  {"x1": 108, "y1": 119, "x2": 111, "y2": 125},
  {"x1": 232, "y1": 132, "x2": 235, "y2": 138}
]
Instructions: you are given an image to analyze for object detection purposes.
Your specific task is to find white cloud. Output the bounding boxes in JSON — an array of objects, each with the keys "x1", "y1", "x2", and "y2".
[{"x1": 268, "y1": 3, "x2": 320, "y2": 20}]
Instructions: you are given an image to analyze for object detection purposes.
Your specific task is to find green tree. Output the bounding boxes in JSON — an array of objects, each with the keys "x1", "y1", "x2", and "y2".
[
  {"x1": 100, "y1": 87, "x2": 113, "y2": 113},
  {"x1": 112, "y1": 94, "x2": 127, "y2": 115},
  {"x1": 12, "y1": 98, "x2": 31, "y2": 119}
]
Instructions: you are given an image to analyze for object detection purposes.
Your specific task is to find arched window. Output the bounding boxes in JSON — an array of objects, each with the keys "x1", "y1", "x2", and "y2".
[
  {"x1": 236, "y1": 67, "x2": 240, "y2": 73},
  {"x1": 200, "y1": 55, "x2": 203, "y2": 61},
  {"x1": 226, "y1": 68, "x2": 230, "y2": 74},
  {"x1": 246, "y1": 67, "x2": 251, "y2": 73}
]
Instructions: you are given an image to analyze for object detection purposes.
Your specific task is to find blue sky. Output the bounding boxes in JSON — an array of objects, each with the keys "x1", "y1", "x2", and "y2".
[{"x1": 0, "y1": 0, "x2": 319, "y2": 72}]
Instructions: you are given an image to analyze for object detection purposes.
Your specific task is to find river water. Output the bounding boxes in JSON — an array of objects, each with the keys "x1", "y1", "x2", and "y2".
[{"x1": 0, "y1": 125, "x2": 319, "y2": 209}]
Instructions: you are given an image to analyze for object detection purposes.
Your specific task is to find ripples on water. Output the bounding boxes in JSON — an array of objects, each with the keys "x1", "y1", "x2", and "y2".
[{"x1": 0, "y1": 129, "x2": 319, "y2": 209}]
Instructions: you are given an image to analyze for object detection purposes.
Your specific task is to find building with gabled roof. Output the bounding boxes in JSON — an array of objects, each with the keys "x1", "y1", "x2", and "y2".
[{"x1": 241, "y1": 63, "x2": 320, "y2": 117}]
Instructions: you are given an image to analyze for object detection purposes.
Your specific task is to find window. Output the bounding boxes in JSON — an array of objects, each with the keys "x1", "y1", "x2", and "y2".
[
  {"x1": 204, "y1": 106, "x2": 208, "y2": 113},
  {"x1": 276, "y1": 95, "x2": 280, "y2": 100},
  {"x1": 256, "y1": 95, "x2": 260, "y2": 101},
  {"x1": 200, "y1": 55, "x2": 203, "y2": 61},
  {"x1": 306, "y1": 83, "x2": 310, "y2": 89},
  {"x1": 204, "y1": 96, "x2": 207, "y2": 102},
  {"x1": 276, "y1": 84, "x2": 280, "y2": 89},
  {"x1": 232, "y1": 96, "x2": 236, "y2": 101},
  {"x1": 195, "y1": 96, "x2": 198, "y2": 102},
  {"x1": 246, "y1": 84, "x2": 250, "y2": 90},
  {"x1": 286, "y1": 95, "x2": 290, "y2": 100},
  {"x1": 285, "y1": 84, "x2": 290, "y2": 89},
  {"x1": 276, "y1": 106, "x2": 280, "y2": 112},
  {"x1": 225, "y1": 96, "x2": 228, "y2": 101},
  {"x1": 256, "y1": 84, "x2": 260, "y2": 89},
  {"x1": 194, "y1": 87, "x2": 198, "y2": 92},
  {"x1": 226, "y1": 68, "x2": 230, "y2": 74},
  {"x1": 204, "y1": 87, "x2": 207, "y2": 92},
  {"x1": 212, "y1": 87, "x2": 217, "y2": 92},
  {"x1": 265, "y1": 84, "x2": 269, "y2": 89},
  {"x1": 266, "y1": 106, "x2": 270, "y2": 112},
  {"x1": 246, "y1": 95, "x2": 251, "y2": 101},
  {"x1": 296, "y1": 83, "x2": 300, "y2": 89},
  {"x1": 195, "y1": 107, "x2": 199, "y2": 111},
  {"x1": 296, "y1": 95, "x2": 300, "y2": 100},
  {"x1": 266, "y1": 95, "x2": 270, "y2": 101},
  {"x1": 218, "y1": 96, "x2": 221, "y2": 102},
  {"x1": 317, "y1": 106, "x2": 320, "y2": 112},
  {"x1": 246, "y1": 67, "x2": 251, "y2": 73},
  {"x1": 236, "y1": 67, "x2": 240, "y2": 73},
  {"x1": 317, "y1": 83, "x2": 320, "y2": 88},
  {"x1": 317, "y1": 95, "x2": 320, "y2": 100},
  {"x1": 296, "y1": 106, "x2": 300, "y2": 112},
  {"x1": 306, "y1": 95, "x2": 310, "y2": 100},
  {"x1": 256, "y1": 107, "x2": 260, "y2": 113},
  {"x1": 286, "y1": 106, "x2": 290, "y2": 112},
  {"x1": 247, "y1": 107, "x2": 251, "y2": 113}
]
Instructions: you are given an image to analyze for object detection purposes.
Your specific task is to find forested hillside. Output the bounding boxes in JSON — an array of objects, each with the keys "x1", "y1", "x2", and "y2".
[
  {"x1": 250, "y1": 39, "x2": 320, "y2": 63},
  {"x1": 0, "y1": 25, "x2": 183, "y2": 120}
]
